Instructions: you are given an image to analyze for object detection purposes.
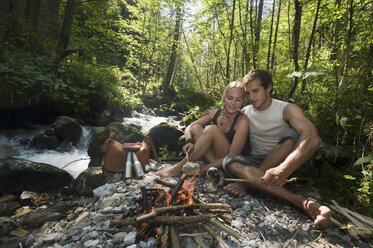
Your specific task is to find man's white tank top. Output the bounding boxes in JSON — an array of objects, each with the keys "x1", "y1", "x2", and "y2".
[{"x1": 244, "y1": 99, "x2": 289, "y2": 155}]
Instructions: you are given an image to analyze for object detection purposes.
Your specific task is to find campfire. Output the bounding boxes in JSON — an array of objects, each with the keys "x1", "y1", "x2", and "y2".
[{"x1": 110, "y1": 164, "x2": 240, "y2": 248}]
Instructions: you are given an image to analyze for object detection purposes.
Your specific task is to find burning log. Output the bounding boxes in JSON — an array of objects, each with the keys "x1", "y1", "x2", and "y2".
[
  {"x1": 161, "y1": 225, "x2": 169, "y2": 248},
  {"x1": 110, "y1": 213, "x2": 215, "y2": 227}
]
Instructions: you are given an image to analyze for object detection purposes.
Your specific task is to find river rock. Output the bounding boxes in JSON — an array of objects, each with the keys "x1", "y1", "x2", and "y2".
[
  {"x1": 0, "y1": 217, "x2": 18, "y2": 235},
  {"x1": 71, "y1": 167, "x2": 107, "y2": 196},
  {"x1": 0, "y1": 158, "x2": 74, "y2": 194},
  {"x1": 53, "y1": 116, "x2": 83, "y2": 146},
  {"x1": 23, "y1": 211, "x2": 66, "y2": 228},
  {"x1": 0, "y1": 144, "x2": 20, "y2": 159},
  {"x1": 29, "y1": 132, "x2": 60, "y2": 150},
  {"x1": 87, "y1": 122, "x2": 144, "y2": 167},
  {"x1": 146, "y1": 122, "x2": 184, "y2": 153}
]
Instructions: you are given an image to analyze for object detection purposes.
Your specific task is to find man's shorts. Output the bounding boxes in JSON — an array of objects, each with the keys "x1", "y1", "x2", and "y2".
[{"x1": 222, "y1": 128, "x2": 299, "y2": 176}]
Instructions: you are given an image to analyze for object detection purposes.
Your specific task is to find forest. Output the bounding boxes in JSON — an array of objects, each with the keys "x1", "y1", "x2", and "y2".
[{"x1": 0, "y1": 0, "x2": 372, "y2": 217}]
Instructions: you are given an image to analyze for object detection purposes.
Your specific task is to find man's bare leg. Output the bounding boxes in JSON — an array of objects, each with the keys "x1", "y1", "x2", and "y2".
[
  {"x1": 223, "y1": 138, "x2": 295, "y2": 196},
  {"x1": 225, "y1": 162, "x2": 331, "y2": 229}
]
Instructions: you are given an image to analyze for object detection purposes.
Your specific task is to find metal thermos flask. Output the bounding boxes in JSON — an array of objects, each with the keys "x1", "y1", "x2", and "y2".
[
  {"x1": 125, "y1": 152, "x2": 133, "y2": 178},
  {"x1": 132, "y1": 153, "x2": 144, "y2": 178}
]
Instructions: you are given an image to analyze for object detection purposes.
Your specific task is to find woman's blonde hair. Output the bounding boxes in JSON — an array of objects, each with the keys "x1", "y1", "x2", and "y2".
[{"x1": 221, "y1": 80, "x2": 245, "y2": 106}]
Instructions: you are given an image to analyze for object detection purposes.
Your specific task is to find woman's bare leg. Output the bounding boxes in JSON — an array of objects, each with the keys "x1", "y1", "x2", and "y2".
[
  {"x1": 190, "y1": 124, "x2": 215, "y2": 163},
  {"x1": 156, "y1": 125, "x2": 230, "y2": 177}
]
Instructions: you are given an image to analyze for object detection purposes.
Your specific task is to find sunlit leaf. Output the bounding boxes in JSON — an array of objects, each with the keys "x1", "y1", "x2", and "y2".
[
  {"x1": 339, "y1": 117, "x2": 348, "y2": 128},
  {"x1": 343, "y1": 175, "x2": 356, "y2": 180},
  {"x1": 353, "y1": 156, "x2": 373, "y2": 166}
]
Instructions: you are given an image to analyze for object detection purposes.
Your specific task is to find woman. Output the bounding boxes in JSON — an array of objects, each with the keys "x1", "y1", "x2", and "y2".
[{"x1": 156, "y1": 81, "x2": 249, "y2": 177}]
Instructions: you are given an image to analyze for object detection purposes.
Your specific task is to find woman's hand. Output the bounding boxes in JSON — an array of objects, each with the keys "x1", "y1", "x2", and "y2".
[{"x1": 182, "y1": 143, "x2": 194, "y2": 154}]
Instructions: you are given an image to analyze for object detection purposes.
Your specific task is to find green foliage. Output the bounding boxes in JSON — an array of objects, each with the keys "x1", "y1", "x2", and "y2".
[
  {"x1": 318, "y1": 163, "x2": 373, "y2": 218},
  {"x1": 0, "y1": 51, "x2": 144, "y2": 121},
  {"x1": 183, "y1": 106, "x2": 203, "y2": 126},
  {"x1": 158, "y1": 145, "x2": 178, "y2": 159}
]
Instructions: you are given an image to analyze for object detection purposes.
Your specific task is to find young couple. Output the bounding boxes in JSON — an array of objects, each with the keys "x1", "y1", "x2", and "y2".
[{"x1": 156, "y1": 69, "x2": 331, "y2": 229}]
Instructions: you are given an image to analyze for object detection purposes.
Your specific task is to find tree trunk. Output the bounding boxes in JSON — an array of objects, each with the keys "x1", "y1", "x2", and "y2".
[
  {"x1": 182, "y1": 29, "x2": 207, "y2": 103},
  {"x1": 45, "y1": 0, "x2": 61, "y2": 42},
  {"x1": 226, "y1": 0, "x2": 236, "y2": 83},
  {"x1": 253, "y1": 0, "x2": 264, "y2": 69},
  {"x1": 341, "y1": 0, "x2": 354, "y2": 78},
  {"x1": 288, "y1": 0, "x2": 302, "y2": 98},
  {"x1": 249, "y1": 0, "x2": 255, "y2": 70},
  {"x1": 271, "y1": 0, "x2": 282, "y2": 72},
  {"x1": 266, "y1": 0, "x2": 276, "y2": 70},
  {"x1": 26, "y1": 0, "x2": 42, "y2": 30},
  {"x1": 60, "y1": 0, "x2": 75, "y2": 50},
  {"x1": 287, "y1": 0, "x2": 291, "y2": 62},
  {"x1": 163, "y1": 5, "x2": 182, "y2": 94},
  {"x1": 301, "y1": 0, "x2": 321, "y2": 92},
  {"x1": 0, "y1": 0, "x2": 9, "y2": 56}
]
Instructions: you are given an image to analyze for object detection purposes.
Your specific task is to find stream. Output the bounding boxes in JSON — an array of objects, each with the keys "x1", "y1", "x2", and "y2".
[{"x1": 0, "y1": 113, "x2": 184, "y2": 178}]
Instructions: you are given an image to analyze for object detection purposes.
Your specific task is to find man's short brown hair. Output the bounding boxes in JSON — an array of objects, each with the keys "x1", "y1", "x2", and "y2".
[{"x1": 242, "y1": 69, "x2": 273, "y2": 94}]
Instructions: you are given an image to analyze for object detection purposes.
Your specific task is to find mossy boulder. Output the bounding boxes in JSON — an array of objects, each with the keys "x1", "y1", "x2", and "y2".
[
  {"x1": 146, "y1": 122, "x2": 184, "y2": 154},
  {"x1": 87, "y1": 122, "x2": 144, "y2": 167}
]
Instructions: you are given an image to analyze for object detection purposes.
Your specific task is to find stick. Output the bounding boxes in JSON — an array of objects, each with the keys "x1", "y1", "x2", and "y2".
[
  {"x1": 111, "y1": 214, "x2": 215, "y2": 227},
  {"x1": 170, "y1": 174, "x2": 186, "y2": 203},
  {"x1": 154, "y1": 178, "x2": 177, "y2": 188},
  {"x1": 161, "y1": 225, "x2": 169, "y2": 248},
  {"x1": 202, "y1": 224, "x2": 229, "y2": 248},
  {"x1": 136, "y1": 203, "x2": 231, "y2": 222},
  {"x1": 344, "y1": 208, "x2": 373, "y2": 228},
  {"x1": 331, "y1": 200, "x2": 369, "y2": 229},
  {"x1": 209, "y1": 219, "x2": 241, "y2": 240},
  {"x1": 140, "y1": 186, "x2": 149, "y2": 213},
  {"x1": 170, "y1": 225, "x2": 181, "y2": 248}
]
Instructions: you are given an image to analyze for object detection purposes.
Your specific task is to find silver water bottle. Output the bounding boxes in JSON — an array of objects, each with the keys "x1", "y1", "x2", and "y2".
[
  {"x1": 132, "y1": 153, "x2": 144, "y2": 178},
  {"x1": 125, "y1": 152, "x2": 133, "y2": 178}
]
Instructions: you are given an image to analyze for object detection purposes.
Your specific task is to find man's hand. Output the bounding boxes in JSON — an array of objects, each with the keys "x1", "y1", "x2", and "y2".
[
  {"x1": 261, "y1": 167, "x2": 288, "y2": 187},
  {"x1": 182, "y1": 143, "x2": 194, "y2": 154}
]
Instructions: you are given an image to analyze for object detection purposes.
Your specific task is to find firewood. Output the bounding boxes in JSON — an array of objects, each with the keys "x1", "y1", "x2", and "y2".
[
  {"x1": 110, "y1": 213, "x2": 215, "y2": 227},
  {"x1": 209, "y1": 219, "x2": 241, "y2": 240},
  {"x1": 170, "y1": 225, "x2": 181, "y2": 248},
  {"x1": 217, "y1": 214, "x2": 231, "y2": 224},
  {"x1": 343, "y1": 207, "x2": 373, "y2": 228},
  {"x1": 154, "y1": 178, "x2": 177, "y2": 188},
  {"x1": 202, "y1": 223, "x2": 229, "y2": 248},
  {"x1": 161, "y1": 225, "x2": 169, "y2": 248},
  {"x1": 330, "y1": 200, "x2": 373, "y2": 238},
  {"x1": 136, "y1": 203, "x2": 231, "y2": 222}
]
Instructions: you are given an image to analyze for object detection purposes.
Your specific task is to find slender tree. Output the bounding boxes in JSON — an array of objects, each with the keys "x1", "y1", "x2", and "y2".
[
  {"x1": 266, "y1": 0, "x2": 276, "y2": 70},
  {"x1": 340, "y1": 0, "x2": 354, "y2": 79},
  {"x1": 60, "y1": 0, "x2": 76, "y2": 50},
  {"x1": 288, "y1": 0, "x2": 302, "y2": 98},
  {"x1": 270, "y1": 0, "x2": 282, "y2": 71},
  {"x1": 301, "y1": 0, "x2": 321, "y2": 92},
  {"x1": 163, "y1": 3, "x2": 183, "y2": 94},
  {"x1": 226, "y1": 0, "x2": 236, "y2": 82},
  {"x1": 0, "y1": 0, "x2": 9, "y2": 56},
  {"x1": 253, "y1": 0, "x2": 264, "y2": 68},
  {"x1": 45, "y1": 0, "x2": 61, "y2": 43}
]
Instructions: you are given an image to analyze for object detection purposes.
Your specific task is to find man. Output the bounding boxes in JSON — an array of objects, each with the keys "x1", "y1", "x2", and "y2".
[{"x1": 223, "y1": 69, "x2": 331, "y2": 229}]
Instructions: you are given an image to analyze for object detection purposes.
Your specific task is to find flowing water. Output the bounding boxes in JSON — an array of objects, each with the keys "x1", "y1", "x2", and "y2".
[{"x1": 0, "y1": 113, "x2": 184, "y2": 178}]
